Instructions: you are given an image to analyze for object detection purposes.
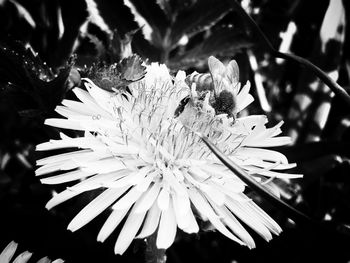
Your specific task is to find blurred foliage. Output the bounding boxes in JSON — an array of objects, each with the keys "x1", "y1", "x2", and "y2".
[{"x1": 0, "y1": 0, "x2": 350, "y2": 262}]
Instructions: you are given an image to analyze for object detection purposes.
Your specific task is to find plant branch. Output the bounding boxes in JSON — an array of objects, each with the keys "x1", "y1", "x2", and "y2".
[
  {"x1": 274, "y1": 52, "x2": 350, "y2": 105},
  {"x1": 226, "y1": 0, "x2": 350, "y2": 107}
]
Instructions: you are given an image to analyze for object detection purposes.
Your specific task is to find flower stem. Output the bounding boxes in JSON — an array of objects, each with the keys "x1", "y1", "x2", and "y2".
[
  {"x1": 273, "y1": 51, "x2": 350, "y2": 106},
  {"x1": 145, "y1": 234, "x2": 167, "y2": 263}
]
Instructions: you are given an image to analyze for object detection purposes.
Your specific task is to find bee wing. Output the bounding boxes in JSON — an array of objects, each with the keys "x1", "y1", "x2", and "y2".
[
  {"x1": 208, "y1": 56, "x2": 226, "y2": 76},
  {"x1": 225, "y1": 59, "x2": 239, "y2": 86},
  {"x1": 208, "y1": 56, "x2": 227, "y2": 95}
]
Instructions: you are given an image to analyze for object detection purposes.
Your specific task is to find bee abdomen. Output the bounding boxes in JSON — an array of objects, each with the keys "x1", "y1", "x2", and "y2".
[{"x1": 185, "y1": 73, "x2": 214, "y2": 92}]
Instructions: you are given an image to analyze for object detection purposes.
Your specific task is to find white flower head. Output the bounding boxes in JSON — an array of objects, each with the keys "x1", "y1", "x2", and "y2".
[{"x1": 36, "y1": 59, "x2": 301, "y2": 255}]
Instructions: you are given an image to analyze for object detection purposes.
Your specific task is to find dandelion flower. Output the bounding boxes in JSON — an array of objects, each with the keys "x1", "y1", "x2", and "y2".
[{"x1": 36, "y1": 58, "x2": 301, "y2": 255}]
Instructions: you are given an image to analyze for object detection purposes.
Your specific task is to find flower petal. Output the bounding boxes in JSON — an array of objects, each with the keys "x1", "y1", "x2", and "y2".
[
  {"x1": 97, "y1": 208, "x2": 130, "y2": 242},
  {"x1": 36, "y1": 149, "x2": 91, "y2": 166},
  {"x1": 236, "y1": 81, "x2": 254, "y2": 112},
  {"x1": 114, "y1": 201, "x2": 148, "y2": 255},
  {"x1": 156, "y1": 199, "x2": 177, "y2": 249},
  {"x1": 45, "y1": 118, "x2": 84, "y2": 131},
  {"x1": 188, "y1": 188, "x2": 245, "y2": 246},
  {"x1": 134, "y1": 183, "x2": 161, "y2": 213},
  {"x1": 112, "y1": 186, "x2": 143, "y2": 210},
  {"x1": 214, "y1": 204, "x2": 255, "y2": 248},
  {"x1": 0, "y1": 241, "x2": 17, "y2": 262},
  {"x1": 180, "y1": 209, "x2": 199, "y2": 234},
  {"x1": 37, "y1": 257, "x2": 51, "y2": 263},
  {"x1": 237, "y1": 147, "x2": 289, "y2": 164},
  {"x1": 136, "y1": 201, "x2": 161, "y2": 239},
  {"x1": 157, "y1": 187, "x2": 170, "y2": 211},
  {"x1": 40, "y1": 170, "x2": 95, "y2": 185},
  {"x1": 12, "y1": 251, "x2": 32, "y2": 263},
  {"x1": 68, "y1": 187, "x2": 129, "y2": 232},
  {"x1": 225, "y1": 196, "x2": 277, "y2": 241},
  {"x1": 46, "y1": 189, "x2": 82, "y2": 210}
]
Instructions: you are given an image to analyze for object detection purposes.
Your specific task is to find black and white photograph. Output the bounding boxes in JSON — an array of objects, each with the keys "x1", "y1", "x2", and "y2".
[{"x1": 0, "y1": 0, "x2": 349, "y2": 262}]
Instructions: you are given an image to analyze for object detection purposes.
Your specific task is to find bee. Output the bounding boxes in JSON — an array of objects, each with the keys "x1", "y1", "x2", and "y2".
[
  {"x1": 183, "y1": 56, "x2": 240, "y2": 118},
  {"x1": 185, "y1": 72, "x2": 214, "y2": 93}
]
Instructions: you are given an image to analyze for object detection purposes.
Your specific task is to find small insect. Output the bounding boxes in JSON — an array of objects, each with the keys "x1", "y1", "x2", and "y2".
[{"x1": 183, "y1": 56, "x2": 240, "y2": 118}]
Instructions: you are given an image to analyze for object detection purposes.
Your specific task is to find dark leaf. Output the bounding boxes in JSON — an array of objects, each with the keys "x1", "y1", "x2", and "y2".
[
  {"x1": 156, "y1": 0, "x2": 197, "y2": 17},
  {"x1": 107, "y1": 29, "x2": 138, "y2": 61},
  {"x1": 0, "y1": 41, "x2": 73, "y2": 114},
  {"x1": 154, "y1": 0, "x2": 173, "y2": 17},
  {"x1": 0, "y1": 0, "x2": 35, "y2": 45},
  {"x1": 54, "y1": 0, "x2": 88, "y2": 67},
  {"x1": 10, "y1": 0, "x2": 88, "y2": 67},
  {"x1": 29, "y1": 57, "x2": 74, "y2": 112},
  {"x1": 86, "y1": 33, "x2": 106, "y2": 57},
  {"x1": 170, "y1": 27, "x2": 252, "y2": 70},
  {"x1": 91, "y1": 28, "x2": 140, "y2": 63},
  {"x1": 131, "y1": 32, "x2": 163, "y2": 62},
  {"x1": 90, "y1": 0, "x2": 161, "y2": 61},
  {"x1": 170, "y1": 0, "x2": 232, "y2": 45},
  {"x1": 93, "y1": 0, "x2": 140, "y2": 34},
  {"x1": 128, "y1": 0, "x2": 170, "y2": 38}
]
